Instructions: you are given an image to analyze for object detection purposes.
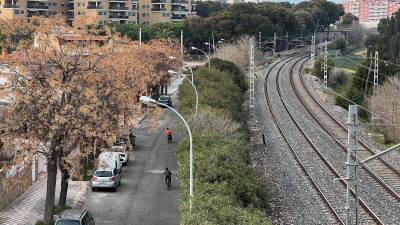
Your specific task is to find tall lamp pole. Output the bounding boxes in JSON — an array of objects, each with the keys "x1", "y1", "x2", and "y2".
[
  {"x1": 139, "y1": 96, "x2": 194, "y2": 212},
  {"x1": 191, "y1": 47, "x2": 210, "y2": 67},
  {"x1": 205, "y1": 42, "x2": 221, "y2": 59},
  {"x1": 168, "y1": 70, "x2": 198, "y2": 125},
  {"x1": 169, "y1": 56, "x2": 194, "y2": 82}
]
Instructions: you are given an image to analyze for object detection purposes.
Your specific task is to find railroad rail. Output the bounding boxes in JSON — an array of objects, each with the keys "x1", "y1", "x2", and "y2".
[{"x1": 263, "y1": 54, "x2": 385, "y2": 224}]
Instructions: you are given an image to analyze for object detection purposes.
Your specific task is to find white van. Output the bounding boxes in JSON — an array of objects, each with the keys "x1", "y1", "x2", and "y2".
[{"x1": 97, "y1": 152, "x2": 123, "y2": 171}]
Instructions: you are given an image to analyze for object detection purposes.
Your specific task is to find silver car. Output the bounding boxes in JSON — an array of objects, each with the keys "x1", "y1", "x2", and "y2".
[
  {"x1": 91, "y1": 168, "x2": 121, "y2": 192},
  {"x1": 55, "y1": 209, "x2": 95, "y2": 225}
]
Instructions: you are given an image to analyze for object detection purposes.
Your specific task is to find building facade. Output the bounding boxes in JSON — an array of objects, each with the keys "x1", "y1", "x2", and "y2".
[
  {"x1": 0, "y1": 0, "x2": 196, "y2": 25},
  {"x1": 343, "y1": 0, "x2": 400, "y2": 23}
]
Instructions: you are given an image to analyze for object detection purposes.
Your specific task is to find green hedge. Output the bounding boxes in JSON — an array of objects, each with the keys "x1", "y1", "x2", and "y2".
[{"x1": 177, "y1": 60, "x2": 271, "y2": 225}]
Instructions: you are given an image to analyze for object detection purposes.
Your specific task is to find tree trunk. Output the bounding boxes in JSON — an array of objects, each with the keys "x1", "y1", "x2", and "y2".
[
  {"x1": 58, "y1": 160, "x2": 69, "y2": 208},
  {"x1": 43, "y1": 149, "x2": 58, "y2": 224},
  {"x1": 327, "y1": 26, "x2": 330, "y2": 42}
]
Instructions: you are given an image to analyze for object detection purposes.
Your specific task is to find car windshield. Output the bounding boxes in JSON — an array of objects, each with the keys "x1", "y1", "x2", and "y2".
[
  {"x1": 159, "y1": 96, "x2": 169, "y2": 100},
  {"x1": 115, "y1": 137, "x2": 127, "y2": 144},
  {"x1": 95, "y1": 171, "x2": 112, "y2": 177},
  {"x1": 110, "y1": 146, "x2": 124, "y2": 152},
  {"x1": 56, "y1": 220, "x2": 80, "y2": 225}
]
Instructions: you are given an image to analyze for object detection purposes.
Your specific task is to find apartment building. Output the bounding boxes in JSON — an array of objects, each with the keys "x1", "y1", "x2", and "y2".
[
  {"x1": 0, "y1": 0, "x2": 196, "y2": 25},
  {"x1": 343, "y1": 0, "x2": 400, "y2": 22}
]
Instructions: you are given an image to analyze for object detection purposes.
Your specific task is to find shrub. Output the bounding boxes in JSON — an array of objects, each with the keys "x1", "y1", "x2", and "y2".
[
  {"x1": 177, "y1": 59, "x2": 271, "y2": 225},
  {"x1": 335, "y1": 94, "x2": 348, "y2": 109}
]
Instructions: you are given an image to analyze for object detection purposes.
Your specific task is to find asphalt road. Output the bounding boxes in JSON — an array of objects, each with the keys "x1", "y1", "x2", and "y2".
[{"x1": 83, "y1": 110, "x2": 180, "y2": 225}]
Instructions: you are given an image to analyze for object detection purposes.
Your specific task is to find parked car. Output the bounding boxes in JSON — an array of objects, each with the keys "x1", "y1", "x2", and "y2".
[
  {"x1": 110, "y1": 145, "x2": 128, "y2": 166},
  {"x1": 55, "y1": 209, "x2": 95, "y2": 225},
  {"x1": 158, "y1": 95, "x2": 172, "y2": 107},
  {"x1": 91, "y1": 167, "x2": 121, "y2": 192},
  {"x1": 97, "y1": 152, "x2": 123, "y2": 171}
]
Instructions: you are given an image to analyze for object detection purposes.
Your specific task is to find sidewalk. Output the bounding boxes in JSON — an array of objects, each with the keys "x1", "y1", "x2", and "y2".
[
  {"x1": 168, "y1": 76, "x2": 184, "y2": 95},
  {"x1": 0, "y1": 174, "x2": 89, "y2": 225}
]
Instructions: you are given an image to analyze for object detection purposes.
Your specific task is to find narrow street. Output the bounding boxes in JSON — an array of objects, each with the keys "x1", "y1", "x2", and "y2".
[{"x1": 83, "y1": 107, "x2": 181, "y2": 225}]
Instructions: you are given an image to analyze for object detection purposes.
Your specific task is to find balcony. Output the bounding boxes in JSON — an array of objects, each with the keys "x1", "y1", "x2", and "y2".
[
  {"x1": 151, "y1": 0, "x2": 166, "y2": 3},
  {"x1": 109, "y1": 6, "x2": 128, "y2": 10},
  {"x1": 27, "y1": 11, "x2": 48, "y2": 17},
  {"x1": 87, "y1": 5, "x2": 102, "y2": 9},
  {"x1": 172, "y1": 7, "x2": 188, "y2": 11},
  {"x1": 4, "y1": 4, "x2": 20, "y2": 8},
  {"x1": 151, "y1": 8, "x2": 166, "y2": 11},
  {"x1": 27, "y1": 3, "x2": 49, "y2": 9},
  {"x1": 109, "y1": 0, "x2": 128, "y2": 2},
  {"x1": 109, "y1": 15, "x2": 128, "y2": 19},
  {"x1": 171, "y1": 16, "x2": 184, "y2": 20},
  {"x1": 171, "y1": 0, "x2": 188, "y2": 4}
]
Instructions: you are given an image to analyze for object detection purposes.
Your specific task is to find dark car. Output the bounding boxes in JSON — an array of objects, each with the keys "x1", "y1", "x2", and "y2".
[
  {"x1": 55, "y1": 209, "x2": 95, "y2": 225},
  {"x1": 158, "y1": 95, "x2": 172, "y2": 107}
]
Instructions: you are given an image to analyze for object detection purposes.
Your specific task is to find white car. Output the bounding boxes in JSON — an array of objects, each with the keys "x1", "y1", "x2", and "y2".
[
  {"x1": 110, "y1": 146, "x2": 128, "y2": 166},
  {"x1": 91, "y1": 167, "x2": 121, "y2": 192}
]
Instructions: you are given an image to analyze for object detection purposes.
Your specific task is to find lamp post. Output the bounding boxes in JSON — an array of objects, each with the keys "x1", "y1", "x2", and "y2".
[
  {"x1": 204, "y1": 42, "x2": 221, "y2": 59},
  {"x1": 139, "y1": 96, "x2": 194, "y2": 212},
  {"x1": 168, "y1": 56, "x2": 194, "y2": 82},
  {"x1": 190, "y1": 47, "x2": 210, "y2": 67},
  {"x1": 167, "y1": 70, "x2": 198, "y2": 125}
]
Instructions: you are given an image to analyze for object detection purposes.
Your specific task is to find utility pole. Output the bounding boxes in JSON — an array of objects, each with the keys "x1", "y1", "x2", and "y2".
[
  {"x1": 180, "y1": 30, "x2": 183, "y2": 59},
  {"x1": 373, "y1": 51, "x2": 379, "y2": 95},
  {"x1": 249, "y1": 38, "x2": 255, "y2": 108},
  {"x1": 139, "y1": 28, "x2": 142, "y2": 45},
  {"x1": 321, "y1": 40, "x2": 328, "y2": 87},
  {"x1": 285, "y1": 32, "x2": 289, "y2": 50},
  {"x1": 273, "y1": 33, "x2": 277, "y2": 54},
  {"x1": 212, "y1": 30, "x2": 215, "y2": 51},
  {"x1": 311, "y1": 34, "x2": 315, "y2": 66},
  {"x1": 258, "y1": 32, "x2": 262, "y2": 49},
  {"x1": 346, "y1": 105, "x2": 360, "y2": 225},
  {"x1": 372, "y1": 51, "x2": 379, "y2": 128}
]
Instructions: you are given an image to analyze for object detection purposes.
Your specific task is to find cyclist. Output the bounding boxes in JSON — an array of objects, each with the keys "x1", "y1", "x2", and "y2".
[
  {"x1": 165, "y1": 128, "x2": 172, "y2": 143},
  {"x1": 164, "y1": 167, "x2": 172, "y2": 189}
]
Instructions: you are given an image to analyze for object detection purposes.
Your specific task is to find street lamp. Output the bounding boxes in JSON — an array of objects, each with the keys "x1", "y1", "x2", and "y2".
[
  {"x1": 168, "y1": 56, "x2": 194, "y2": 82},
  {"x1": 139, "y1": 96, "x2": 194, "y2": 212},
  {"x1": 167, "y1": 70, "x2": 198, "y2": 125},
  {"x1": 204, "y1": 42, "x2": 221, "y2": 59},
  {"x1": 190, "y1": 47, "x2": 210, "y2": 67}
]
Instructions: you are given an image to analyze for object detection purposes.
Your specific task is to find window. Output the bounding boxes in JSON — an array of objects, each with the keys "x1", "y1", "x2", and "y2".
[
  {"x1": 77, "y1": 2, "x2": 80, "y2": 6},
  {"x1": 61, "y1": 3, "x2": 64, "y2": 7},
  {"x1": 78, "y1": 11, "x2": 81, "y2": 15},
  {"x1": 98, "y1": 11, "x2": 102, "y2": 15},
  {"x1": 131, "y1": 12, "x2": 136, "y2": 16},
  {"x1": 103, "y1": 12, "x2": 107, "y2": 15}
]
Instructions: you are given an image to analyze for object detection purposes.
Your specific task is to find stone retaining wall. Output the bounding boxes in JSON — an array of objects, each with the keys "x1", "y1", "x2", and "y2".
[{"x1": 0, "y1": 164, "x2": 32, "y2": 210}]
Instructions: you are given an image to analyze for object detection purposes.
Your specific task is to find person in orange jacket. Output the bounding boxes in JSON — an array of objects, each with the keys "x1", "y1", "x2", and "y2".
[{"x1": 165, "y1": 128, "x2": 172, "y2": 143}]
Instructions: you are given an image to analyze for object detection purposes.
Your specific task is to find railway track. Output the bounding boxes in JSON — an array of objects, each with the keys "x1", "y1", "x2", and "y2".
[
  {"x1": 264, "y1": 54, "x2": 388, "y2": 224},
  {"x1": 292, "y1": 58, "x2": 400, "y2": 200}
]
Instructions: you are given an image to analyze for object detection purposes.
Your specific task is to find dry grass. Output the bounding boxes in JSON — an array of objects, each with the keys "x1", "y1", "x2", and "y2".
[{"x1": 216, "y1": 37, "x2": 251, "y2": 73}]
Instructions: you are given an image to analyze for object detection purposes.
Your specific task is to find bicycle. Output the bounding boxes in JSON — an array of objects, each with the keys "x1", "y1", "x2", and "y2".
[{"x1": 166, "y1": 178, "x2": 171, "y2": 190}]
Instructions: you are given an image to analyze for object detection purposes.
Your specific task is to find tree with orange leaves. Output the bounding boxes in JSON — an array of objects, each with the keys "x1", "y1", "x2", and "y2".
[{"x1": 0, "y1": 17, "x2": 180, "y2": 224}]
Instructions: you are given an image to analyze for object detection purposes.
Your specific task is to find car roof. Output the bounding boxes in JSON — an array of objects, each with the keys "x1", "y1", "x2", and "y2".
[
  {"x1": 159, "y1": 95, "x2": 170, "y2": 98},
  {"x1": 59, "y1": 209, "x2": 87, "y2": 220}
]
